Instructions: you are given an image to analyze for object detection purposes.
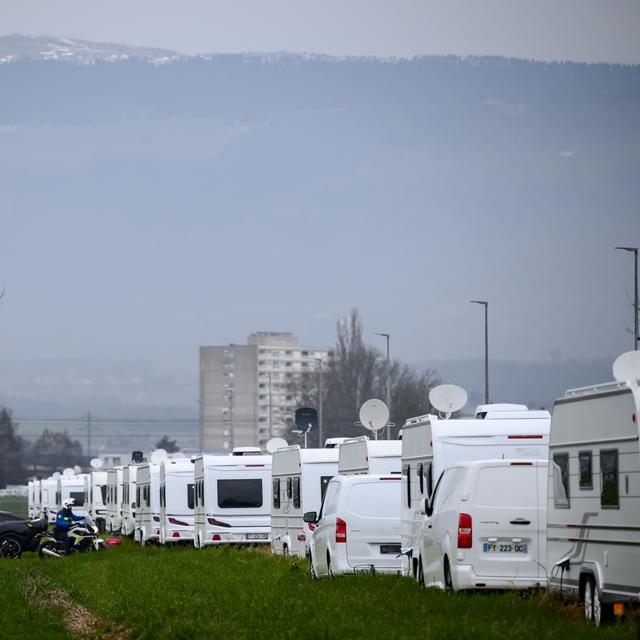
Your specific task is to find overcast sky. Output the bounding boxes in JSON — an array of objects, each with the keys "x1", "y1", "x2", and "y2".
[{"x1": 1, "y1": 0, "x2": 640, "y2": 63}]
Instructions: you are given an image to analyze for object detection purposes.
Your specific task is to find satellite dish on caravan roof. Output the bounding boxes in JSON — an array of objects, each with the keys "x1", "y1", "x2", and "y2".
[
  {"x1": 73, "y1": 465, "x2": 82, "y2": 474},
  {"x1": 90, "y1": 458, "x2": 103, "y2": 469},
  {"x1": 149, "y1": 449, "x2": 169, "y2": 465},
  {"x1": 613, "y1": 351, "x2": 640, "y2": 384},
  {"x1": 171, "y1": 451, "x2": 186, "y2": 459},
  {"x1": 266, "y1": 437, "x2": 288, "y2": 454},
  {"x1": 359, "y1": 399, "x2": 389, "y2": 434},
  {"x1": 429, "y1": 384, "x2": 468, "y2": 418},
  {"x1": 52, "y1": 472, "x2": 61, "y2": 480},
  {"x1": 62, "y1": 467, "x2": 75, "y2": 477}
]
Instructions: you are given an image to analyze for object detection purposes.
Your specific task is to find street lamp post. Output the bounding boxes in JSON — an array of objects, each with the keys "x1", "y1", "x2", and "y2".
[
  {"x1": 316, "y1": 357, "x2": 324, "y2": 448},
  {"x1": 470, "y1": 301, "x2": 489, "y2": 404},
  {"x1": 615, "y1": 246, "x2": 639, "y2": 350},
  {"x1": 375, "y1": 332, "x2": 391, "y2": 439}
]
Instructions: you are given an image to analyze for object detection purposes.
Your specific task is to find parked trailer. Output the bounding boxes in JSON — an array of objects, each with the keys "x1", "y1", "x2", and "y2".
[
  {"x1": 120, "y1": 465, "x2": 138, "y2": 536},
  {"x1": 135, "y1": 462, "x2": 160, "y2": 545},
  {"x1": 57, "y1": 474, "x2": 90, "y2": 518},
  {"x1": 401, "y1": 404, "x2": 550, "y2": 578},
  {"x1": 106, "y1": 467, "x2": 124, "y2": 533},
  {"x1": 40, "y1": 478, "x2": 58, "y2": 523},
  {"x1": 28, "y1": 480, "x2": 41, "y2": 519},
  {"x1": 547, "y1": 380, "x2": 640, "y2": 625},
  {"x1": 193, "y1": 454, "x2": 272, "y2": 547},
  {"x1": 271, "y1": 446, "x2": 338, "y2": 558},
  {"x1": 159, "y1": 458, "x2": 195, "y2": 544},
  {"x1": 86, "y1": 471, "x2": 108, "y2": 533},
  {"x1": 338, "y1": 437, "x2": 401, "y2": 476}
]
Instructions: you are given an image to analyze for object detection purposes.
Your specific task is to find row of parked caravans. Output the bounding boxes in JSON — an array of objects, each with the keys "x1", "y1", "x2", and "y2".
[{"x1": 27, "y1": 376, "x2": 640, "y2": 623}]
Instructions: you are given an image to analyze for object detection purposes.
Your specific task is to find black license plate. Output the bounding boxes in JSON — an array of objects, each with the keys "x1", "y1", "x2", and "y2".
[{"x1": 380, "y1": 544, "x2": 401, "y2": 555}]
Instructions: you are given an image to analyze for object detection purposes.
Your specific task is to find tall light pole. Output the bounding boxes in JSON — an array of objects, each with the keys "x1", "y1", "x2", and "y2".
[
  {"x1": 316, "y1": 356, "x2": 324, "y2": 448},
  {"x1": 375, "y1": 332, "x2": 391, "y2": 439},
  {"x1": 615, "y1": 246, "x2": 639, "y2": 350},
  {"x1": 470, "y1": 301, "x2": 489, "y2": 404}
]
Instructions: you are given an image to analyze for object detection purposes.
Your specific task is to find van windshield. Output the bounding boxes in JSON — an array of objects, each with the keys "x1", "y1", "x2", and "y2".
[
  {"x1": 217, "y1": 479, "x2": 263, "y2": 509},
  {"x1": 474, "y1": 466, "x2": 537, "y2": 508}
]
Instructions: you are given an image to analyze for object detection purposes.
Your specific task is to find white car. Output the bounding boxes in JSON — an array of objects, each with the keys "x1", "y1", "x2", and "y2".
[
  {"x1": 306, "y1": 474, "x2": 401, "y2": 577},
  {"x1": 417, "y1": 459, "x2": 547, "y2": 591}
]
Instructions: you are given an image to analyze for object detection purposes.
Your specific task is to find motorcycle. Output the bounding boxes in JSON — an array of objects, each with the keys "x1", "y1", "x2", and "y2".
[{"x1": 38, "y1": 515, "x2": 108, "y2": 558}]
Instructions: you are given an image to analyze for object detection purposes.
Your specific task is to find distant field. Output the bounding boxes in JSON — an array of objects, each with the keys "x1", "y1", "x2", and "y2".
[
  {"x1": 0, "y1": 495, "x2": 27, "y2": 517},
  {"x1": 1, "y1": 540, "x2": 637, "y2": 640}
]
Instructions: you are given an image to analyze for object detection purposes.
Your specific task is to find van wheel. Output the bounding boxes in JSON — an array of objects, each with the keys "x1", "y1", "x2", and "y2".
[
  {"x1": 327, "y1": 553, "x2": 334, "y2": 577},
  {"x1": 418, "y1": 557, "x2": 425, "y2": 587},
  {"x1": 309, "y1": 553, "x2": 317, "y2": 580},
  {"x1": 443, "y1": 557, "x2": 453, "y2": 591}
]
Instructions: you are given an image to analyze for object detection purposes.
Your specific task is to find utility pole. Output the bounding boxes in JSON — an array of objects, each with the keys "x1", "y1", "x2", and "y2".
[
  {"x1": 375, "y1": 333, "x2": 391, "y2": 438},
  {"x1": 615, "y1": 246, "x2": 639, "y2": 350},
  {"x1": 86, "y1": 411, "x2": 92, "y2": 458},
  {"x1": 471, "y1": 301, "x2": 489, "y2": 404},
  {"x1": 268, "y1": 372, "x2": 273, "y2": 439},
  {"x1": 317, "y1": 357, "x2": 323, "y2": 447}
]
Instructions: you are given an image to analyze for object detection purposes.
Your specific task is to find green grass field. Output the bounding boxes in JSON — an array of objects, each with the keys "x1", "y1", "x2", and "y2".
[
  {"x1": 0, "y1": 495, "x2": 28, "y2": 518},
  {"x1": 1, "y1": 540, "x2": 637, "y2": 640}
]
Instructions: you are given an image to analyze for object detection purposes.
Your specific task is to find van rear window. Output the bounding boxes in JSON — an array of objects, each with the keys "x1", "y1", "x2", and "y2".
[
  {"x1": 217, "y1": 479, "x2": 263, "y2": 509},
  {"x1": 346, "y1": 482, "x2": 400, "y2": 518},
  {"x1": 475, "y1": 466, "x2": 537, "y2": 508}
]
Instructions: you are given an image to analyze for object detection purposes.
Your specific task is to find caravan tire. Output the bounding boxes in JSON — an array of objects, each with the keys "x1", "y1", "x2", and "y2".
[{"x1": 586, "y1": 578, "x2": 614, "y2": 626}]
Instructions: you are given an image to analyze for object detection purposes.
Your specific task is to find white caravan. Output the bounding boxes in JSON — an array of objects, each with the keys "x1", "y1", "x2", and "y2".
[
  {"x1": 547, "y1": 379, "x2": 640, "y2": 625},
  {"x1": 306, "y1": 474, "x2": 402, "y2": 577},
  {"x1": 28, "y1": 480, "x2": 41, "y2": 519},
  {"x1": 57, "y1": 474, "x2": 90, "y2": 518},
  {"x1": 271, "y1": 446, "x2": 338, "y2": 558},
  {"x1": 86, "y1": 471, "x2": 108, "y2": 532},
  {"x1": 159, "y1": 458, "x2": 195, "y2": 544},
  {"x1": 106, "y1": 467, "x2": 124, "y2": 533},
  {"x1": 135, "y1": 462, "x2": 160, "y2": 545},
  {"x1": 338, "y1": 437, "x2": 401, "y2": 475},
  {"x1": 120, "y1": 465, "x2": 138, "y2": 536},
  {"x1": 418, "y1": 459, "x2": 548, "y2": 591},
  {"x1": 40, "y1": 478, "x2": 58, "y2": 523},
  {"x1": 193, "y1": 454, "x2": 272, "y2": 547},
  {"x1": 401, "y1": 404, "x2": 550, "y2": 578}
]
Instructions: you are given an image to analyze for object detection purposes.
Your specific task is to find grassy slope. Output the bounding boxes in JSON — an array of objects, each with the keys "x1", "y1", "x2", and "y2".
[
  {"x1": 0, "y1": 495, "x2": 28, "y2": 517},
  {"x1": 7, "y1": 541, "x2": 633, "y2": 640}
]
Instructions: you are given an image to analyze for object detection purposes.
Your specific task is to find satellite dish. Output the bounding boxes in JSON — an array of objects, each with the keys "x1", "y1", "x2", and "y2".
[
  {"x1": 149, "y1": 449, "x2": 169, "y2": 465},
  {"x1": 359, "y1": 399, "x2": 389, "y2": 433},
  {"x1": 62, "y1": 467, "x2": 75, "y2": 477},
  {"x1": 73, "y1": 465, "x2": 82, "y2": 474},
  {"x1": 52, "y1": 472, "x2": 61, "y2": 480},
  {"x1": 429, "y1": 384, "x2": 468, "y2": 418},
  {"x1": 613, "y1": 351, "x2": 640, "y2": 384},
  {"x1": 90, "y1": 458, "x2": 103, "y2": 469},
  {"x1": 171, "y1": 451, "x2": 186, "y2": 459},
  {"x1": 266, "y1": 437, "x2": 288, "y2": 453}
]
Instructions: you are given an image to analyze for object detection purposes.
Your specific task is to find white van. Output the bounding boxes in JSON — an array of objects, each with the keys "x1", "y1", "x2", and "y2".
[
  {"x1": 401, "y1": 405, "x2": 550, "y2": 578},
  {"x1": 86, "y1": 471, "x2": 108, "y2": 532},
  {"x1": 159, "y1": 458, "x2": 195, "y2": 544},
  {"x1": 135, "y1": 462, "x2": 160, "y2": 545},
  {"x1": 306, "y1": 474, "x2": 402, "y2": 577},
  {"x1": 193, "y1": 454, "x2": 272, "y2": 547},
  {"x1": 119, "y1": 465, "x2": 138, "y2": 536},
  {"x1": 106, "y1": 467, "x2": 124, "y2": 533},
  {"x1": 271, "y1": 446, "x2": 338, "y2": 557},
  {"x1": 418, "y1": 459, "x2": 547, "y2": 591},
  {"x1": 338, "y1": 437, "x2": 401, "y2": 475},
  {"x1": 57, "y1": 474, "x2": 90, "y2": 518},
  {"x1": 547, "y1": 380, "x2": 640, "y2": 625}
]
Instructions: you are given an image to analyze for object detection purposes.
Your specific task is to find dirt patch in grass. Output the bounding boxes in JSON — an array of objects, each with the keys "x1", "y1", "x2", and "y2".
[{"x1": 24, "y1": 572, "x2": 131, "y2": 640}]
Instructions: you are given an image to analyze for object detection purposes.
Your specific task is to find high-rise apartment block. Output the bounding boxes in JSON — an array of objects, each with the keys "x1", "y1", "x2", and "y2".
[{"x1": 199, "y1": 332, "x2": 332, "y2": 451}]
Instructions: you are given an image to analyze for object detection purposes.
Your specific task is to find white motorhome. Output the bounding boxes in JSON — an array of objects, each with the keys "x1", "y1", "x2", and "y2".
[
  {"x1": 401, "y1": 404, "x2": 550, "y2": 578},
  {"x1": 193, "y1": 454, "x2": 272, "y2": 547},
  {"x1": 306, "y1": 474, "x2": 402, "y2": 577},
  {"x1": 338, "y1": 437, "x2": 401, "y2": 475},
  {"x1": 57, "y1": 474, "x2": 90, "y2": 518},
  {"x1": 271, "y1": 446, "x2": 338, "y2": 557},
  {"x1": 418, "y1": 459, "x2": 548, "y2": 591},
  {"x1": 86, "y1": 471, "x2": 108, "y2": 532},
  {"x1": 135, "y1": 462, "x2": 160, "y2": 545},
  {"x1": 159, "y1": 458, "x2": 195, "y2": 544},
  {"x1": 40, "y1": 477, "x2": 58, "y2": 523},
  {"x1": 120, "y1": 465, "x2": 138, "y2": 536},
  {"x1": 547, "y1": 379, "x2": 640, "y2": 625},
  {"x1": 106, "y1": 467, "x2": 124, "y2": 533}
]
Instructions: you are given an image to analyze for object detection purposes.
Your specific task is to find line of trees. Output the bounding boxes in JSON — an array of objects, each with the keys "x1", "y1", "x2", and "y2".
[
  {"x1": 0, "y1": 407, "x2": 85, "y2": 487},
  {"x1": 288, "y1": 309, "x2": 441, "y2": 445}
]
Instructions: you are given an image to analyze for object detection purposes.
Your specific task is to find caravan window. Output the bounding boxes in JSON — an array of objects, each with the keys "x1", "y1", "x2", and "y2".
[
  {"x1": 405, "y1": 464, "x2": 411, "y2": 508},
  {"x1": 600, "y1": 449, "x2": 619, "y2": 508},
  {"x1": 272, "y1": 479, "x2": 281, "y2": 509},
  {"x1": 100, "y1": 485, "x2": 107, "y2": 504},
  {"x1": 187, "y1": 484, "x2": 195, "y2": 510},
  {"x1": 286, "y1": 477, "x2": 293, "y2": 499},
  {"x1": 552, "y1": 453, "x2": 570, "y2": 508},
  {"x1": 418, "y1": 463, "x2": 424, "y2": 494},
  {"x1": 426, "y1": 463, "x2": 433, "y2": 498},
  {"x1": 70, "y1": 492, "x2": 85, "y2": 507},
  {"x1": 217, "y1": 479, "x2": 263, "y2": 509},
  {"x1": 320, "y1": 476, "x2": 332, "y2": 502},
  {"x1": 160, "y1": 485, "x2": 165, "y2": 508},
  {"x1": 579, "y1": 451, "x2": 593, "y2": 489},
  {"x1": 292, "y1": 477, "x2": 301, "y2": 509}
]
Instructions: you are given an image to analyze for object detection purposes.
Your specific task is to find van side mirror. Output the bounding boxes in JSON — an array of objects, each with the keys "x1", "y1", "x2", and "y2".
[{"x1": 303, "y1": 511, "x2": 318, "y2": 524}]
